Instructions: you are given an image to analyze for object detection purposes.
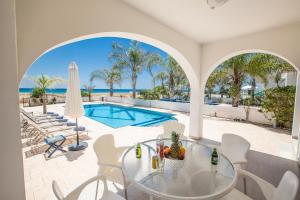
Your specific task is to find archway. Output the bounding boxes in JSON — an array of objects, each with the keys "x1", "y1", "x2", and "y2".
[
  {"x1": 201, "y1": 49, "x2": 300, "y2": 159},
  {"x1": 19, "y1": 34, "x2": 203, "y2": 200},
  {"x1": 19, "y1": 32, "x2": 202, "y2": 138}
]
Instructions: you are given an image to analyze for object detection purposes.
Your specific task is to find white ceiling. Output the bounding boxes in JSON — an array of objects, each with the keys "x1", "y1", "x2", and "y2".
[{"x1": 122, "y1": 0, "x2": 300, "y2": 43}]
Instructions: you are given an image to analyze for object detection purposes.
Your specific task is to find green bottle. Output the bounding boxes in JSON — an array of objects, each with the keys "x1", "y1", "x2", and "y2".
[
  {"x1": 136, "y1": 143, "x2": 141, "y2": 159},
  {"x1": 211, "y1": 148, "x2": 218, "y2": 165}
]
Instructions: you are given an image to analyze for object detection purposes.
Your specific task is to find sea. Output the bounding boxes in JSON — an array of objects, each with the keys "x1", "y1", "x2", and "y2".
[{"x1": 19, "y1": 88, "x2": 143, "y2": 94}]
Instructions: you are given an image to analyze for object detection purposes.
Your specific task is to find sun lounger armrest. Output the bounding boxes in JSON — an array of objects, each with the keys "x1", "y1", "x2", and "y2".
[{"x1": 238, "y1": 169, "x2": 275, "y2": 200}]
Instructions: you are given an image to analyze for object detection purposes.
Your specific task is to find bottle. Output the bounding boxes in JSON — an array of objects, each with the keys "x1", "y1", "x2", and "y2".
[
  {"x1": 152, "y1": 155, "x2": 159, "y2": 169},
  {"x1": 211, "y1": 148, "x2": 218, "y2": 165},
  {"x1": 136, "y1": 143, "x2": 141, "y2": 159}
]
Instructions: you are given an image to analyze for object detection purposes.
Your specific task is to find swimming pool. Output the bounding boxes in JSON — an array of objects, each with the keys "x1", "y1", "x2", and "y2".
[{"x1": 84, "y1": 104, "x2": 176, "y2": 128}]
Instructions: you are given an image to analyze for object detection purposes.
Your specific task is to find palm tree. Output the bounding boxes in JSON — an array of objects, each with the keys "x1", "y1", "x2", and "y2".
[
  {"x1": 220, "y1": 53, "x2": 274, "y2": 107},
  {"x1": 221, "y1": 54, "x2": 249, "y2": 107},
  {"x1": 205, "y1": 71, "x2": 218, "y2": 100},
  {"x1": 268, "y1": 56, "x2": 295, "y2": 88},
  {"x1": 90, "y1": 67, "x2": 122, "y2": 97},
  {"x1": 145, "y1": 53, "x2": 163, "y2": 88},
  {"x1": 83, "y1": 83, "x2": 95, "y2": 102},
  {"x1": 214, "y1": 70, "x2": 230, "y2": 98},
  {"x1": 155, "y1": 72, "x2": 167, "y2": 88},
  {"x1": 244, "y1": 54, "x2": 270, "y2": 102},
  {"x1": 30, "y1": 74, "x2": 64, "y2": 114},
  {"x1": 109, "y1": 40, "x2": 161, "y2": 98},
  {"x1": 164, "y1": 56, "x2": 183, "y2": 98}
]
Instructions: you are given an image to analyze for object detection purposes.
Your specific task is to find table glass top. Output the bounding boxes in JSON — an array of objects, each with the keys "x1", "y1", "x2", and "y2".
[{"x1": 122, "y1": 139, "x2": 236, "y2": 199}]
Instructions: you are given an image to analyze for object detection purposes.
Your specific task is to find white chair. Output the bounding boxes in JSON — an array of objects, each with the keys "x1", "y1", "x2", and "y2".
[
  {"x1": 93, "y1": 134, "x2": 128, "y2": 199},
  {"x1": 157, "y1": 120, "x2": 186, "y2": 139},
  {"x1": 223, "y1": 169, "x2": 299, "y2": 200},
  {"x1": 52, "y1": 175, "x2": 125, "y2": 200},
  {"x1": 221, "y1": 134, "x2": 250, "y2": 169}
]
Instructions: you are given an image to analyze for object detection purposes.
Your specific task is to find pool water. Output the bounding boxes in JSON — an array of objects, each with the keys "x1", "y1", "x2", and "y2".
[{"x1": 84, "y1": 104, "x2": 176, "y2": 128}]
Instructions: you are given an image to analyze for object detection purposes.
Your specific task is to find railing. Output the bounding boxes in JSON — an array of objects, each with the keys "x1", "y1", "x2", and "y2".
[
  {"x1": 21, "y1": 94, "x2": 105, "y2": 107},
  {"x1": 22, "y1": 94, "x2": 66, "y2": 107}
]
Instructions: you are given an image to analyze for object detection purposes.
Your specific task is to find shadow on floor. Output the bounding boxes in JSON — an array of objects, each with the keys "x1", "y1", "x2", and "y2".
[{"x1": 201, "y1": 138, "x2": 300, "y2": 200}]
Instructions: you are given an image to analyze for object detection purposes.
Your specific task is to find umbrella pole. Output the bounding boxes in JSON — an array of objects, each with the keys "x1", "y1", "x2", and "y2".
[
  {"x1": 76, "y1": 118, "x2": 79, "y2": 146},
  {"x1": 68, "y1": 117, "x2": 88, "y2": 151}
]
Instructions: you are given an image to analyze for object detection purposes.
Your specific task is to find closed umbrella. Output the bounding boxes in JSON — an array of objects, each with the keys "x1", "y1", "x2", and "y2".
[{"x1": 64, "y1": 62, "x2": 88, "y2": 151}]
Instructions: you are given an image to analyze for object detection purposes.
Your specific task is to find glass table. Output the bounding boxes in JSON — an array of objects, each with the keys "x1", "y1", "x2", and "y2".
[{"x1": 122, "y1": 139, "x2": 237, "y2": 200}]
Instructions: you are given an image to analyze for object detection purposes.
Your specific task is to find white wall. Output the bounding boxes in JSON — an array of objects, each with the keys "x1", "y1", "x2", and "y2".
[
  {"x1": 106, "y1": 97, "x2": 190, "y2": 112},
  {"x1": 0, "y1": 0, "x2": 25, "y2": 199},
  {"x1": 203, "y1": 105, "x2": 272, "y2": 125}
]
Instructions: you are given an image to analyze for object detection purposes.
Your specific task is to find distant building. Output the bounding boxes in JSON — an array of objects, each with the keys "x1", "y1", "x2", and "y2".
[{"x1": 266, "y1": 71, "x2": 297, "y2": 89}]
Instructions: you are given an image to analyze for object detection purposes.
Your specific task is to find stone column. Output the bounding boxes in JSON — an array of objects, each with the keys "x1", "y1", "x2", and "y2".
[
  {"x1": 0, "y1": 0, "x2": 26, "y2": 199},
  {"x1": 292, "y1": 73, "x2": 300, "y2": 139}
]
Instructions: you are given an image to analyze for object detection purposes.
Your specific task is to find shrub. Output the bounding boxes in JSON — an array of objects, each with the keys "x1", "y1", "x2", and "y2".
[
  {"x1": 139, "y1": 90, "x2": 160, "y2": 100},
  {"x1": 81, "y1": 90, "x2": 89, "y2": 97},
  {"x1": 153, "y1": 86, "x2": 168, "y2": 97},
  {"x1": 260, "y1": 86, "x2": 295, "y2": 128},
  {"x1": 31, "y1": 87, "x2": 44, "y2": 98}
]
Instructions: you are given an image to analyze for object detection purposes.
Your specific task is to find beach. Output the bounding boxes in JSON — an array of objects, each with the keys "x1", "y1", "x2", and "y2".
[{"x1": 19, "y1": 88, "x2": 140, "y2": 104}]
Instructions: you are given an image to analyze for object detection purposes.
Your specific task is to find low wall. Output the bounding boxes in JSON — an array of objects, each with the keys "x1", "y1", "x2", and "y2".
[
  {"x1": 105, "y1": 96, "x2": 190, "y2": 112},
  {"x1": 203, "y1": 104, "x2": 273, "y2": 125}
]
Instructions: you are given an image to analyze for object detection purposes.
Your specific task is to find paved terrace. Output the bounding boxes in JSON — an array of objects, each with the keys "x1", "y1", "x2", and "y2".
[{"x1": 21, "y1": 103, "x2": 299, "y2": 200}]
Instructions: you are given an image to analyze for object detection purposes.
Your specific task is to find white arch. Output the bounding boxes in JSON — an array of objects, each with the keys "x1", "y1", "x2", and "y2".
[
  {"x1": 20, "y1": 32, "x2": 199, "y2": 89},
  {"x1": 201, "y1": 49, "x2": 300, "y2": 140}
]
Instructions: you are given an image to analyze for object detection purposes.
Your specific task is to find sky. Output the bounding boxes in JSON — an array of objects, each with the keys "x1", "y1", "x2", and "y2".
[{"x1": 20, "y1": 37, "x2": 169, "y2": 89}]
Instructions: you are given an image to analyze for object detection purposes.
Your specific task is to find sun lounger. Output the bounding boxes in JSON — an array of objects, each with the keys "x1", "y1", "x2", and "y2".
[{"x1": 20, "y1": 108, "x2": 65, "y2": 124}]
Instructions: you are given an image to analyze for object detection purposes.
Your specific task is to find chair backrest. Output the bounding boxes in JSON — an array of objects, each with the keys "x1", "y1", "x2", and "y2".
[
  {"x1": 162, "y1": 120, "x2": 185, "y2": 138},
  {"x1": 272, "y1": 171, "x2": 299, "y2": 200},
  {"x1": 93, "y1": 134, "x2": 119, "y2": 166},
  {"x1": 221, "y1": 133, "x2": 250, "y2": 164},
  {"x1": 52, "y1": 180, "x2": 64, "y2": 200}
]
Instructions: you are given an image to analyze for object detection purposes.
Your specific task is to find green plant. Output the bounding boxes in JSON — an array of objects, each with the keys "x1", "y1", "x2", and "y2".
[
  {"x1": 51, "y1": 97, "x2": 57, "y2": 104},
  {"x1": 139, "y1": 90, "x2": 160, "y2": 100},
  {"x1": 30, "y1": 74, "x2": 64, "y2": 113},
  {"x1": 31, "y1": 87, "x2": 44, "y2": 98},
  {"x1": 81, "y1": 90, "x2": 89, "y2": 97},
  {"x1": 83, "y1": 83, "x2": 95, "y2": 102},
  {"x1": 260, "y1": 86, "x2": 295, "y2": 128}
]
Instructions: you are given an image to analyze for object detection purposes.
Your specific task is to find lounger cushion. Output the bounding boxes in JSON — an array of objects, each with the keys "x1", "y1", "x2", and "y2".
[
  {"x1": 47, "y1": 112, "x2": 54, "y2": 114},
  {"x1": 45, "y1": 135, "x2": 65, "y2": 144},
  {"x1": 56, "y1": 116, "x2": 64, "y2": 119},
  {"x1": 58, "y1": 119, "x2": 68, "y2": 122},
  {"x1": 50, "y1": 113, "x2": 59, "y2": 116},
  {"x1": 67, "y1": 122, "x2": 76, "y2": 126},
  {"x1": 74, "y1": 127, "x2": 86, "y2": 131}
]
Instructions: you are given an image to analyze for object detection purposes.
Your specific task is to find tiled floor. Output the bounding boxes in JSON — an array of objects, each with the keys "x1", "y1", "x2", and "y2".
[{"x1": 21, "y1": 103, "x2": 298, "y2": 200}]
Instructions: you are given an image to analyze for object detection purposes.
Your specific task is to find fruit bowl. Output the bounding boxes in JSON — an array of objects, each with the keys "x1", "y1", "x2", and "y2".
[
  {"x1": 163, "y1": 157, "x2": 185, "y2": 171},
  {"x1": 163, "y1": 145, "x2": 186, "y2": 160}
]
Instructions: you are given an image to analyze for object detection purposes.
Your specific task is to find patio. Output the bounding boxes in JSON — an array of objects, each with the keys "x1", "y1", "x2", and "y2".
[
  {"x1": 2, "y1": 0, "x2": 300, "y2": 199},
  {"x1": 22, "y1": 103, "x2": 299, "y2": 200}
]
